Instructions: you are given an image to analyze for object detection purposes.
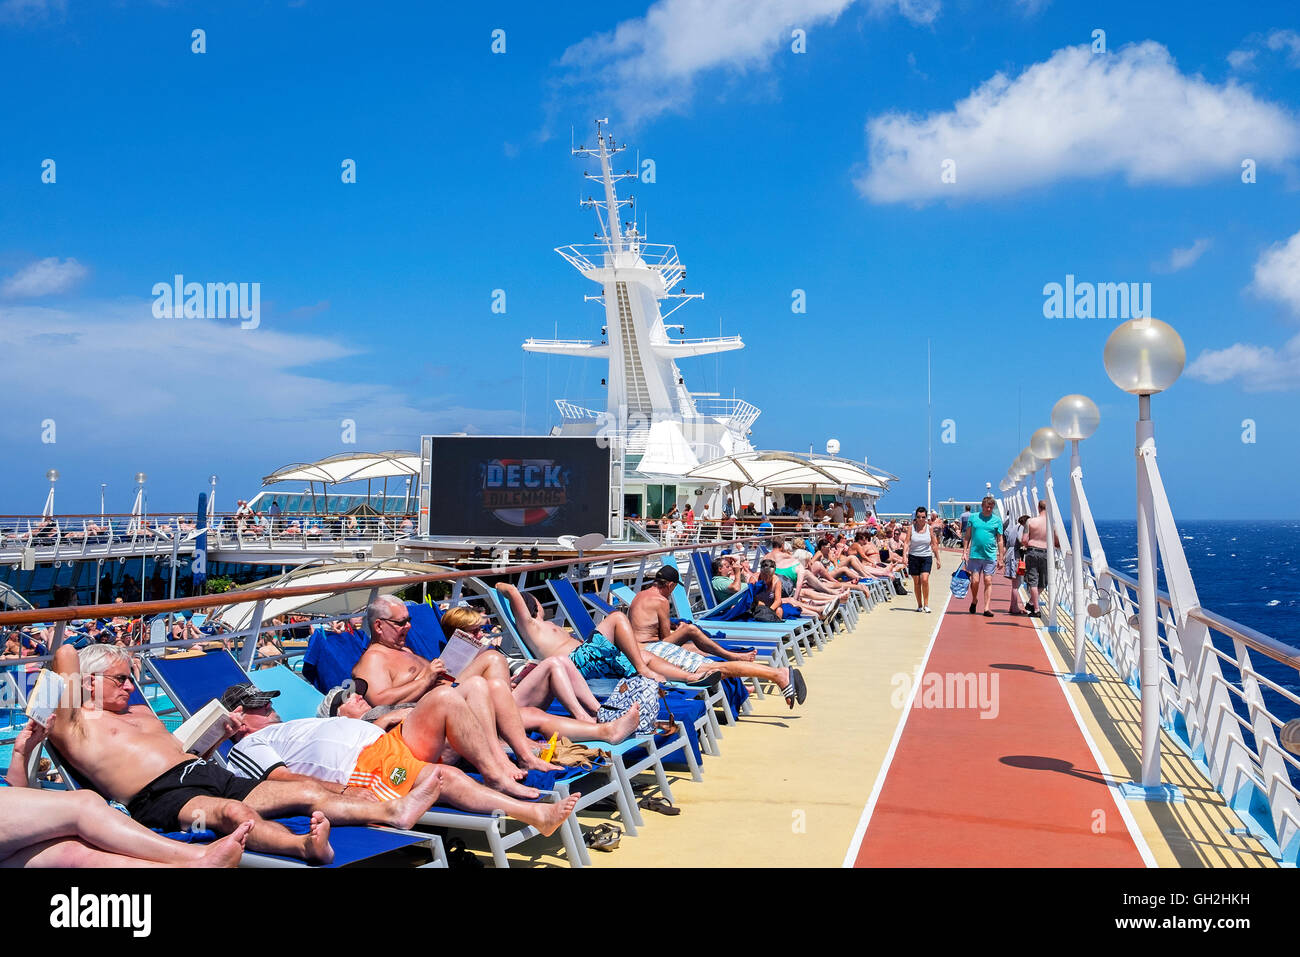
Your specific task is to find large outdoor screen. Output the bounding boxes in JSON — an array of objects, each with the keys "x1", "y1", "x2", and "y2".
[{"x1": 420, "y1": 435, "x2": 611, "y2": 539}]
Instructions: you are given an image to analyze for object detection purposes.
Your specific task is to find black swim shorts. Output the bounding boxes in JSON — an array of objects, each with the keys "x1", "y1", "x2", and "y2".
[{"x1": 126, "y1": 758, "x2": 261, "y2": 831}]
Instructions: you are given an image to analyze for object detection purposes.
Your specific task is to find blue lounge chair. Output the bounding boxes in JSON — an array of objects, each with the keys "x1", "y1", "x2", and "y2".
[
  {"x1": 484, "y1": 583, "x2": 705, "y2": 782},
  {"x1": 685, "y1": 552, "x2": 829, "y2": 653},
  {"x1": 544, "y1": 578, "x2": 737, "y2": 744}
]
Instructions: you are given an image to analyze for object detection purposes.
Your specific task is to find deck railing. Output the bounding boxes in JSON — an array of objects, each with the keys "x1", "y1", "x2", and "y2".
[
  {"x1": 1025, "y1": 457, "x2": 1300, "y2": 866},
  {"x1": 0, "y1": 536, "x2": 774, "y2": 761}
]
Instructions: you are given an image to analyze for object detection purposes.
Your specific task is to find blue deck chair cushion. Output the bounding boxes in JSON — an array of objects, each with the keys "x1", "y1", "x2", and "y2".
[
  {"x1": 302, "y1": 627, "x2": 369, "y2": 693},
  {"x1": 405, "y1": 600, "x2": 447, "y2": 660},
  {"x1": 250, "y1": 667, "x2": 325, "y2": 720}
]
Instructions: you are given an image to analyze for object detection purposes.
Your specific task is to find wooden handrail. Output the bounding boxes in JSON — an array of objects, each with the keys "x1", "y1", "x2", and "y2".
[{"x1": 0, "y1": 536, "x2": 768, "y2": 627}]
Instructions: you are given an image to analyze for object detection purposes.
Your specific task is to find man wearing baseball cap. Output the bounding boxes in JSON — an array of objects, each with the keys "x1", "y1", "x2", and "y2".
[{"x1": 628, "y1": 564, "x2": 808, "y2": 709}]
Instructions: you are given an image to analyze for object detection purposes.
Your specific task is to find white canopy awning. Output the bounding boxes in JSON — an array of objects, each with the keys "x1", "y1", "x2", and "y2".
[
  {"x1": 684, "y1": 450, "x2": 892, "y2": 493},
  {"x1": 262, "y1": 451, "x2": 419, "y2": 486},
  {"x1": 208, "y1": 559, "x2": 447, "y2": 631}
]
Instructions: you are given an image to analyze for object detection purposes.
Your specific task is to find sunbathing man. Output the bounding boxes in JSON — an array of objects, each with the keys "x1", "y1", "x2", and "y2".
[
  {"x1": 44, "y1": 644, "x2": 446, "y2": 865},
  {"x1": 628, "y1": 566, "x2": 807, "y2": 708},
  {"x1": 220, "y1": 684, "x2": 579, "y2": 838},
  {"x1": 2, "y1": 719, "x2": 250, "y2": 868},
  {"x1": 494, "y1": 582, "x2": 717, "y2": 688},
  {"x1": 354, "y1": 596, "x2": 611, "y2": 775}
]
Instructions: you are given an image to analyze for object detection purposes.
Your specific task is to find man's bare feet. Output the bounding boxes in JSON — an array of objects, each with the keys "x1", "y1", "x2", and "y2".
[
  {"x1": 486, "y1": 773, "x2": 541, "y2": 801},
  {"x1": 600, "y1": 702, "x2": 640, "y2": 743},
  {"x1": 388, "y1": 766, "x2": 444, "y2": 829},
  {"x1": 523, "y1": 751, "x2": 565, "y2": 773},
  {"x1": 517, "y1": 793, "x2": 581, "y2": 836},
  {"x1": 303, "y1": 811, "x2": 334, "y2": 865},
  {"x1": 727, "y1": 649, "x2": 758, "y2": 662},
  {"x1": 198, "y1": 819, "x2": 252, "y2": 867}
]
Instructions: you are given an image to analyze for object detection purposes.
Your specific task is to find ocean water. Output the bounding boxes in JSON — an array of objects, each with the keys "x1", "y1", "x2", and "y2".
[{"x1": 1087, "y1": 519, "x2": 1300, "y2": 732}]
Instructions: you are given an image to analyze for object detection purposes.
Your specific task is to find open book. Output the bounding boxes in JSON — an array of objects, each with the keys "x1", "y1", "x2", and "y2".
[
  {"x1": 173, "y1": 699, "x2": 231, "y2": 755},
  {"x1": 440, "y1": 628, "x2": 489, "y2": 680},
  {"x1": 25, "y1": 670, "x2": 66, "y2": 727}
]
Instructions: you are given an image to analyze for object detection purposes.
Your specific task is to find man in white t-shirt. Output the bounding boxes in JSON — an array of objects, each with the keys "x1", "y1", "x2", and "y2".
[{"x1": 220, "y1": 683, "x2": 579, "y2": 836}]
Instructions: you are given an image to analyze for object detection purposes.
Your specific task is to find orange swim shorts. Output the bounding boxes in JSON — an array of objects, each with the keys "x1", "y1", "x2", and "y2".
[{"x1": 348, "y1": 723, "x2": 432, "y2": 800}]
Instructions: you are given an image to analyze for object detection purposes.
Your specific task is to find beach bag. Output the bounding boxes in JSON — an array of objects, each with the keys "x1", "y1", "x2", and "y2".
[
  {"x1": 749, "y1": 602, "x2": 780, "y2": 623},
  {"x1": 597, "y1": 675, "x2": 660, "y2": 734},
  {"x1": 950, "y1": 568, "x2": 971, "y2": 599},
  {"x1": 892, "y1": 576, "x2": 908, "y2": 596}
]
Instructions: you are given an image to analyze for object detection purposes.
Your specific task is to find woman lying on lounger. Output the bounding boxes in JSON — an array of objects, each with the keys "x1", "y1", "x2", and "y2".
[{"x1": 1, "y1": 721, "x2": 248, "y2": 868}]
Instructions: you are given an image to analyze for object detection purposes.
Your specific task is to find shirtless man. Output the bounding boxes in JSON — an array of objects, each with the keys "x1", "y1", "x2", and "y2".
[
  {"x1": 353, "y1": 595, "x2": 569, "y2": 779},
  {"x1": 628, "y1": 567, "x2": 808, "y2": 709},
  {"x1": 44, "y1": 644, "x2": 445, "y2": 865},
  {"x1": 222, "y1": 684, "x2": 579, "y2": 838},
  {"x1": 2, "y1": 720, "x2": 249, "y2": 868},
  {"x1": 493, "y1": 581, "x2": 718, "y2": 688},
  {"x1": 1021, "y1": 500, "x2": 1058, "y2": 616}
]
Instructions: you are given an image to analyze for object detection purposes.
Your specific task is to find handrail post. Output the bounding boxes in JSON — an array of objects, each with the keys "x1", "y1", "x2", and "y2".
[{"x1": 238, "y1": 600, "x2": 266, "y2": 670}]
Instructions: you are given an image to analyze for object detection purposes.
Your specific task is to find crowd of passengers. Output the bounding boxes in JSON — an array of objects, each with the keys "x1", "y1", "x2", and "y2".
[{"x1": 0, "y1": 551, "x2": 825, "y2": 868}]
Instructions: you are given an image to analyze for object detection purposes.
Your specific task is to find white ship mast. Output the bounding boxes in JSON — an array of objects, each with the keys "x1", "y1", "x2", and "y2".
[{"x1": 524, "y1": 120, "x2": 757, "y2": 471}]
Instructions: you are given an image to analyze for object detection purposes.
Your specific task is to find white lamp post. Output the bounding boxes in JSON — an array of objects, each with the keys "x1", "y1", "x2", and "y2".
[
  {"x1": 1053, "y1": 394, "x2": 1100, "y2": 679},
  {"x1": 1103, "y1": 317, "x2": 1185, "y2": 793},
  {"x1": 1030, "y1": 427, "x2": 1066, "y2": 631},
  {"x1": 1019, "y1": 449, "x2": 1041, "y2": 531},
  {"x1": 134, "y1": 472, "x2": 148, "y2": 601},
  {"x1": 43, "y1": 469, "x2": 59, "y2": 519}
]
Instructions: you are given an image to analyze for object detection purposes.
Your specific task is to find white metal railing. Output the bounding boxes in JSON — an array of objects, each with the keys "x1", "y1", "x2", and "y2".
[
  {"x1": 1042, "y1": 463, "x2": 1300, "y2": 866},
  {"x1": 0, "y1": 536, "x2": 778, "y2": 757}
]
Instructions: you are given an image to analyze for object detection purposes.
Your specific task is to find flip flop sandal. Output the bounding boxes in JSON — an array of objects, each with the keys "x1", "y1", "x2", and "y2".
[
  {"x1": 584, "y1": 823, "x2": 622, "y2": 851},
  {"x1": 638, "y1": 795, "x2": 681, "y2": 816},
  {"x1": 652, "y1": 720, "x2": 678, "y2": 736},
  {"x1": 684, "y1": 672, "x2": 721, "y2": 690}
]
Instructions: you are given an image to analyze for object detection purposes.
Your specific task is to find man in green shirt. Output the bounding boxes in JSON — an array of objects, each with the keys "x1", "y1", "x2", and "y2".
[{"x1": 962, "y1": 496, "x2": 1005, "y2": 617}]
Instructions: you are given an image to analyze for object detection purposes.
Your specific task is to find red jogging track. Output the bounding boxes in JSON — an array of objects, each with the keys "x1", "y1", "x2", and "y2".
[{"x1": 854, "y1": 576, "x2": 1145, "y2": 867}]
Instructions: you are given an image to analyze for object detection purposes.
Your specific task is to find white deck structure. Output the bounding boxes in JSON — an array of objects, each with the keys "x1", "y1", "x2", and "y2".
[{"x1": 523, "y1": 122, "x2": 763, "y2": 526}]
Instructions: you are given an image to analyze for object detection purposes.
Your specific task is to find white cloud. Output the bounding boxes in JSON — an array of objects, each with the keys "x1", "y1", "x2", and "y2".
[
  {"x1": 0, "y1": 0, "x2": 65, "y2": 24},
  {"x1": 866, "y1": 0, "x2": 939, "y2": 26},
  {"x1": 556, "y1": 0, "x2": 859, "y2": 126},
  {"x1": 1251, "y1": 229, "x2": 1300, "y2": 315},
  {"x1": 1229, "y1": 29, "x2": 1300, "y2": 72},
  {"x1": 855, "y1": 41, "x2": 1300, "y2": 204},
  {"x1": 1012, "y1": 0, "x2": 1050, "y2": 16},
  {"x1": 1187, "y1": 334, "x2": 1300, "y2": 391},
  {"x1": 1227, "y1": 48, "x2": 1257, "y2": 72},
  {"x1": 1155, "y1": 237, "x2": 1211, "y2": 273},
  {"x1": 0, "y1": 299, "x2": 521, "y2": 459},
  {"x1": 1185, "y1": 230, "x2": 1300, "y2": 390},
  {"x1": 1265, "y1": 29, "x2": 1300, "y2": 66},
  {"x1": 1, "y1": 257, "x2": 88, "y2": 297}
]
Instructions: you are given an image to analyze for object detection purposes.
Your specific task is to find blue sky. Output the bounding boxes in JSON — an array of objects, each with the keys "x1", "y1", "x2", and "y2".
[{"x1": 1, "y1": 0, "x2": 1298, "y2": 519}]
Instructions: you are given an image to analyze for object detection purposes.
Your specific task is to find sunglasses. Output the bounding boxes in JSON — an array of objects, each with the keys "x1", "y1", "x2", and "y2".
[
  {"x1": 100, "y1": 672, "x2": 135, "y2": 688},
  {"x1": 379, "y1": 616, "x2": 411, "y2": 628}
]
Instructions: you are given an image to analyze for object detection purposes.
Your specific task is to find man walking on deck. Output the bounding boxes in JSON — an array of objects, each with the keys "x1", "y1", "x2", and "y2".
[
  {"x1": 1021, "y1": 501, "x2": 1058, "y2": 617},
  {"x1": 962, "y1": 496, "x2": 1005, "y2": 617}
]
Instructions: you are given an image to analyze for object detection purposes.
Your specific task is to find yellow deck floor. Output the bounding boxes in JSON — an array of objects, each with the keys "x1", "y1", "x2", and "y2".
[{"x1": 481, "y1": 562, "x2": 1273, "y2": 868}]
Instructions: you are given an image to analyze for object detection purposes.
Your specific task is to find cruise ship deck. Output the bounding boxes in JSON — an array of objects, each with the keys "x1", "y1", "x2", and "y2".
[{"x1": 497, "y1": 551, "x2": 1275, "y2": 868}]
